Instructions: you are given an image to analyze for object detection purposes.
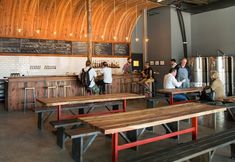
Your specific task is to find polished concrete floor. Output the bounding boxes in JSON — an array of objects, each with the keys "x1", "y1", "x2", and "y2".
[{"x1": 0, "y1": 100, "x2": 235, "y2": 162}]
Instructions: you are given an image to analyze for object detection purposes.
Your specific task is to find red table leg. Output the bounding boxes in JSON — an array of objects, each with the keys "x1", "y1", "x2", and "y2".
[
  {"x1": 123, "y1": 99, "x2": 127, "y2": 112},
  {"x1": 170, "y1": 95, "x2": 174, "y2": 105},
  {"x1": 112, "y1": 133, "x2": 119, "y2": 162},
  {"x1": 57, "y1": 105, "x2": 61, "y2": 120},
  {"x1": 191, "y1": 117, "x2": 198, "y2": 140}
]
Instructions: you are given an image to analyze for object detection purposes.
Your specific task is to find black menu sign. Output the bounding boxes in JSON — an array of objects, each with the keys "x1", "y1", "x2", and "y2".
[
  {"x1": 0, "y1": 38, "x2": 20, "y2": 53},
  {"x1": 20, "y1": 39, "x2": 40, "y2": 53},
  {"x1": 39, "y1": 39, "x2": 55, "y2": 54},
  {"x1": 114, "y1": 43, "x2": 129, "y2": 56},
  {"x1": 72, "y1": 42, "x2": 88, "y2": 54},
  {"x1": 54, "y1": 40, "x2": 71, "y2": 54},
  {"x1": 93, "y1": 42, "x2": 112, "y2": 55}
]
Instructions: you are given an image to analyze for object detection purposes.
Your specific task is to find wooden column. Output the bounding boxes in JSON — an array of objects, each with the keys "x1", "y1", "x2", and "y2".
[
  {"x1": 87, "y1": 0, "x2": 92, "y2": 61},
  {"x1": 142, "y1": 9, "x2": 148, "y2": 63}
]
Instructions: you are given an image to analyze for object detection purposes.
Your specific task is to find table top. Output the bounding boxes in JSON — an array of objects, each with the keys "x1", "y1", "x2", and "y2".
[
  {"x1": 157, "y1": 87, "x2": 203, "y2": 95},
  {"x1": 36, "y1": 93, "x2": 145, "y2": 106},
  {"x1": 218, "y1": 96, "x2": 235, "y2": 103},
  {"x1": 80, "y1": 102, "x2": 226, "y2": 135}
]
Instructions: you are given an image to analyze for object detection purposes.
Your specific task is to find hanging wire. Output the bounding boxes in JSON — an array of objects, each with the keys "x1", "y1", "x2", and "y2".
[
  {"x1": 53, "y1": 0, "x2": 57, "y2": 35},
  {"x1": 101, "y1": 0, "x2": 104, "y2": 40},
  {"x1": 113, "y1": 0, "x2": 117, "y2": 40},
  {"x1": 125, "y1": 0, "x2": 128, "y2": 41},
  {"x1": 17, "y1": 0, "x2": 22, "y2": 32},
  {"x1": 36, "y1": 0, "x2": 40, "y2": 33},
  {"x1": 69, "y1": 0, "x2": 73, "y2": 36},
  {"x1": 135, "y1": 4, "x2": 139, "y2": 42}
]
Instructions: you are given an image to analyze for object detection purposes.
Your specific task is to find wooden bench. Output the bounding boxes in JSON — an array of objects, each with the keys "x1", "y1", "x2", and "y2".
[
  {"x1": 34, "y1": 101, "x2": 122, "y2": 130},
  {"x1": 65, "y1": 126, "x2": 100, "y2": 162},
  {"x1": 128, "y1": 127, "x2": 235, "y2": 162},
  {"x1": 50, "y1": 118, "x2": 82, "y2": 149}
]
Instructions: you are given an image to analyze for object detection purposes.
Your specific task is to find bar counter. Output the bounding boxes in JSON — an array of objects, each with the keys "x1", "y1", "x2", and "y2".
[{"x1": 5, "y1": 74, "x2": 141, "y2": 111}]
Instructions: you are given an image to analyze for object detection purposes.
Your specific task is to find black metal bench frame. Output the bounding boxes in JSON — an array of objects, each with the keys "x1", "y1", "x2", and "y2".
[
  {"x1": 128, "y1": 127, "x2": 235, "y2": 162},
  {"x1": 65, "y1": 126, "x2": 100, "y2": 162},
  {"x1": 34, "y1": 101, "x2": 122, "y2": 130}
]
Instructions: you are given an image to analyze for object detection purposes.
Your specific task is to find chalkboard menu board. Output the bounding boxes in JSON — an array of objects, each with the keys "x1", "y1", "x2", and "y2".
[
  {"x1": 39, "y1": 39, "x2": 55, "y2": 54},
  {"x1": 114, "y1": 43, "x2": 129, "y2": 56},
  {"x1": 54, "y1": 40, "x2": 71, "y2": 54},
  {"x1": 0, "y1": 37, "x2": 129, "y2": 57},
  {"x1": 0, "y1": 38, "x2": 20, "y2": 53},
  {"x1": 72, "y1": 42, "x2": 87, "y2": 54},
  {"x1": 93, "y1": 42, "x2": 112, "y2": 55},
  {"x1": 20, "y1": 39, "x2": 40, "y2": 53}
]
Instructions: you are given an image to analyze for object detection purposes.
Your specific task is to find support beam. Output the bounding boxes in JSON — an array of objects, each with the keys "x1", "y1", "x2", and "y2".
[{"x1": 87, "y1": 0, "x2": 92, "y2": 61}]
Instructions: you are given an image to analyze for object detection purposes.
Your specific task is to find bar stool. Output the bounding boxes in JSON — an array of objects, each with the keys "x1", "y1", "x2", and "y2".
[
  {"x1": 24, "y1": 87, "x2": 36, "y2": 113},
  {"x1": 59, "y1": 84, "x2": 71, "y2": 97},
  {"x1": 105, "y1": 83, "x2": 112, "y2": 94},
  {"x1": 46, "y1": 85, "x2": 57, "y2": 98}
]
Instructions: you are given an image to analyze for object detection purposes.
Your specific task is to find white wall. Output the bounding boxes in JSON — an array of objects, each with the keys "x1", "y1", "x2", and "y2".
[
  {"x1": 191, "y1": 6, "x2": 235, "y2": 56},
  {"x1": 0, "y1": 56, "x2": 126, "y2": 79}
]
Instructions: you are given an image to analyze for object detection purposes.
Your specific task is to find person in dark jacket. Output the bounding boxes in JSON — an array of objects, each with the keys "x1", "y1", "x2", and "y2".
[{"x1": 175, "y1": 58, "x2": 191, "y2": 88}]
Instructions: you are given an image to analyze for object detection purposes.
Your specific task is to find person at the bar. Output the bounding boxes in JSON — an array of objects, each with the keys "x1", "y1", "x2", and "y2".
[
  {"x1": 96, "y1": 61, "x2": 112, "y2": 94},
  {"x1": 163, "y1": 68, "x2": 188, "y2": 101},
  {"x1": 170, "y1": 58, "x2": 177, "y2": 68},
  {"x1": 175, "y1": 58, "x2": 191, "y2": 88},
  {"x1": 80, "y1": 60, "x2": 99, "y2": 95},
  {"x1": 122, "y1": 57, "x2": 132, "y2": 74},
  {"x1": 139, "y1": 62, "x2": 154, "y2": 93}
]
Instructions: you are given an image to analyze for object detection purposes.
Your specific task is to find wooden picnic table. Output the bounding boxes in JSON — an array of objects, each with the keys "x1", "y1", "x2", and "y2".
[
  {"x1": 80, "y1": 102, "x2": 226, "y2": 162},
  {"x1": 215, "y1": 96, "x2": 235, "y2": 120},
  {"x1": 157, "y1": 87, "x2": 203, "y2": 104},
  {"x1": 36, "y1": 93, "x2": 145, "y2": 120}
]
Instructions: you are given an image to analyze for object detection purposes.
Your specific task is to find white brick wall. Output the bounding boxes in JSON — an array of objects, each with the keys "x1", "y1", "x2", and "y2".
[{"x1": 0, "y1": 56, "x2": 126, "y2": 79}]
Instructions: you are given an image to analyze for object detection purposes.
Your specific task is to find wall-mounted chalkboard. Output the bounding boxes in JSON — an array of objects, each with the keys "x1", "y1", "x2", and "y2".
[
  {"x1": 72, "y1": 42, "x2": 87, "y2": 54},
  {"x1": 0, "y1": 37, "x2": 128, "y2": 57},
  {"x1": 54, "y1": 40, "x2": 71, "y2": 54},
  {"x1": 93, "y1": 42, "x2": 112, "y2": 55},
  {"x1": 0, "y1": 38, "x2": 20, "y2": 53},
  {"x1": 39, "y1": 39, "x2": 55, "y2": 54},
  {"x1": 20, "y1": 39, "x2": 40, "y2": 53},
  {"x1": 114, "y1": 43, "x2": 129, "y2": 56}
]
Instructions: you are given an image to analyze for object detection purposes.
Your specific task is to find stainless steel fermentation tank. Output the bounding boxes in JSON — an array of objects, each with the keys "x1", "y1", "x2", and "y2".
[{"x1": 189, "y1": 56, "x2": 234, "y2": 96}]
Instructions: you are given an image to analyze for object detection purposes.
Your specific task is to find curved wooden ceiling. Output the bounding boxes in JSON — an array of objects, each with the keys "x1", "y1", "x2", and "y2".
[{"x1": 0, "y1": 0, "x2": 160, "y2": 42}]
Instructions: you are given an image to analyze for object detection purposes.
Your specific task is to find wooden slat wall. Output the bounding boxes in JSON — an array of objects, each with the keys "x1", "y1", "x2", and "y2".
[{"x1": 0, "y1": 0, "x2": 160, "y2": 42}]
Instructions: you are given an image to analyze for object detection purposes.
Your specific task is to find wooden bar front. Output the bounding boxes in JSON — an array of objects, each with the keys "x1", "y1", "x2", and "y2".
[{"x1": 5, "y1": 74, "x2": 141, "y2": 111}]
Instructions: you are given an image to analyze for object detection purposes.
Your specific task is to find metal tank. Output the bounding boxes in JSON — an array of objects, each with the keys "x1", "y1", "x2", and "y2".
[
  {"x1": 188, "y1": 57, "x2": 209, "y2": 87},
  {"x1": 208, "y1": 56, "x2": 234, "y2": 96}
]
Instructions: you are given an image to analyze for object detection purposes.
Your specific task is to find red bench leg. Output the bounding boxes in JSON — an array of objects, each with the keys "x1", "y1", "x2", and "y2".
[
  {"x1": 112, "y1": 133, "x2": 119, "y2": 162},
  {"x1": 57, "y1": 105, "x2": 61, "y2": 120},
  {"x1": 192, "y1": 117, "x2": 198, "y2": 140},
  {"x1": 123, "y1": 99, "x2": 126, "y2": 112}
]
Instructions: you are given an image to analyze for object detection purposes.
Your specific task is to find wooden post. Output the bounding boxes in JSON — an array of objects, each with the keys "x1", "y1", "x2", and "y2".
[
  {"x1": 142, "y1": 9, "x2": 148, "y2": 63},
  {"x1": 87, "y1": 0, "x2": 92, "y2": 61}
]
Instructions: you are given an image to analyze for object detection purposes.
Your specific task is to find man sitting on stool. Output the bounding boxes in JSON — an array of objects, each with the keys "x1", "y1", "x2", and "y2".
[
  {"x1": 139, "y1": 62, "x2": 154, "y2": 93},
  {"x1": 163, "y1": 68, "x2": 188, "y2": 102}
]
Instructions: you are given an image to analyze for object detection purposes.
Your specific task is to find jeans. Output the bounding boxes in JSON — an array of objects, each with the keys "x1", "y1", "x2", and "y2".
[{"x1": 173, "y1": 94, "x2": 188, "y2": 102}]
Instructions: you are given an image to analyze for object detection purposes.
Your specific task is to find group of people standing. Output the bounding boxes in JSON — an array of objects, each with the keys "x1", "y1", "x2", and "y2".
[{"x1": 165, "y1": 58, "x2": 225, "y2": 101}]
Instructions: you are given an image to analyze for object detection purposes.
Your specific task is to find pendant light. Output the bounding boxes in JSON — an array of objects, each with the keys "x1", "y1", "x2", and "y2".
[
  {"x1": 17, "y1": 0, "x2": 22, "y2": 33},
  {"x1": 135, "y1": 5, "x2": 139, "y2": 42},
  {"x1": 69, "y1": 0, "x2": 73, "y2": 37},
  {"x1": 113, "y1": 0, "x2": 117, "y2": 40},
  {"x1": 36, "y1": 0, "x2": 40, "y2": 34},
  {"x1": 100, "y1": 0, "x2": 104, "y2": 40},
  {"x1": 53, "y1": 0, "x2": 57, "y2": 35},
  {"x1": 125, "y1": 0, "x2": 128, "y2": 41}
]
